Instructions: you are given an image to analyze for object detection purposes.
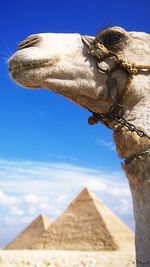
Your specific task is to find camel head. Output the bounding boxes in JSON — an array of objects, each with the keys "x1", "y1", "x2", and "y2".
[{"x1": 8, "y1": 26, "x2": 150, "y2": 118}]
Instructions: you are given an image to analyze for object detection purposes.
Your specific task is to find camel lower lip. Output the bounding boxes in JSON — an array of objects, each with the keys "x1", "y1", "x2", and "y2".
[
  {"x1": 9, "y1": 60, "x2": 51, "y2": 74},
  {"x1": 9, "y1": 57, "x2": 60, "y2": 75}
]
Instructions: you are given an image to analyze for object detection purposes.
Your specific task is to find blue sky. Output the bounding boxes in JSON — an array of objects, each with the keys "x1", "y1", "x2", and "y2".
[{"x1": 0, "y1": 0, "x2": 149, "y2": 246}]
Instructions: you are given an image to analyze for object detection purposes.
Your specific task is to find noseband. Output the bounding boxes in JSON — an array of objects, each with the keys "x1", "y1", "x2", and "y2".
[{"x1": 82, "y1": 35, "x2": 150, "y2": 164}]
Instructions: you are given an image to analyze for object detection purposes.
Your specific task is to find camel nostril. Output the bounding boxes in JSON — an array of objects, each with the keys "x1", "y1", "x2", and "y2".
[{"x1": 18, "y1": 35, "x2": 41, "y2": 50}]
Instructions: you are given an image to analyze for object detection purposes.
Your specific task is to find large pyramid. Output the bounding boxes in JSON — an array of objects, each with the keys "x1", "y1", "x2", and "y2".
[
  {"x1": 32, "y1": 188, "x2": 134, "y2": 251},
  {"x1": 5, "y1": 214, "x2": 51, "y2": 249}
]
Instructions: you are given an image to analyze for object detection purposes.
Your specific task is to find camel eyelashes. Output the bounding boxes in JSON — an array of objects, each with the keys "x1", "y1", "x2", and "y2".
[{"x1": 96, "y1": 25, "x2": 113, "y2": 35}]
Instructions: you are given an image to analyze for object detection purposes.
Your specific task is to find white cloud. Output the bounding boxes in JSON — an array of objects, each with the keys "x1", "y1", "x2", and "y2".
[
  {"x1": 82, "y1": 178, "x2": 131, "y2": 198},
  {"x1": 28, "y1": 207, "x2": 37, "y2": 216},
  {"x1": 97, "y1": 139, "x2": 115, "y2": 151},
  {"x1": 56, "y1": 195, "x2": 68, "y2": 204},
  {"x1": 115, "y1": 198, "x2": 133, "y2": 215},
  {"x1": 24, "y1": 194, "x2": 49, "y2": 207},
  {"x1": 86, "y1": 179, "x2": 108, "y2": 192},
  {"x1": 20, "y1": 216, "x2": 34, "y2": 224},
  {"x1": 0, "y1": 190, "x2": 18, "y2": 206},
  {"x1": 4, "y1": 216, "x2": 18, "y2": 226},
  {"x1": 4, "y1": 215, "x2": 35, "y2": 226},
  {"x1": 108, "y1": 186, "x2": 130, "y2": 198},
  {"x1": 10, "y1": 207, "x2": 25, "y2": 216},
  {"x1": 24, "y1": 194, "x2": 39, "y2": 204},
  {"x1": 39, "y1": 203, "x2": 57, "y2": 214}
]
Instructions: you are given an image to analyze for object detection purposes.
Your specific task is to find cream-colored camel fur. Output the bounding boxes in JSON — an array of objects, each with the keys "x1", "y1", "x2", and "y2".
[{"x1": 8, "y1": 26, "x2": 150, "y2": 266}]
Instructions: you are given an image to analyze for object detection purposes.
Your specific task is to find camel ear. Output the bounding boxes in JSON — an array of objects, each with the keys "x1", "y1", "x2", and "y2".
[{"x1": 82, "y1": 35, "x2": 95, "y2": 45}]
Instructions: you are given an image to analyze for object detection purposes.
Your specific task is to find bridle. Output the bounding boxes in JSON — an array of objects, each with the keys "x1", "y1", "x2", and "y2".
[{"x1": 82, "y1": 35, "x2": 150, "y2": 164}]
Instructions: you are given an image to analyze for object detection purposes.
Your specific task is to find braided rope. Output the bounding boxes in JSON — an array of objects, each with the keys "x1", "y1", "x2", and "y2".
[
  {"x1": 116, "y1": 57, "x2": 150, "y2": 74},
  {"x1": 118, "y1": 74, "x2": 134, "y2": 105},
  {"x1": 114, "y1": 56, "x2": 150, "y2": 106}
]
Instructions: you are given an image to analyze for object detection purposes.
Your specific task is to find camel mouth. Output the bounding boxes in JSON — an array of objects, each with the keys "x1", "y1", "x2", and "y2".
[{"x1": 9, "y1": 58, "x2": 59, "y2": 76}]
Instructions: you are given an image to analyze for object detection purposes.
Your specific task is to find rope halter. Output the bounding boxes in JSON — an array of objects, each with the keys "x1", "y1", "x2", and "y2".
[
  {"x1": 82, "y1": 34, "x2": 150, "y2": 164},
  {"x1": 82, "y1": 35, "x2": 150, "y2": 127}
]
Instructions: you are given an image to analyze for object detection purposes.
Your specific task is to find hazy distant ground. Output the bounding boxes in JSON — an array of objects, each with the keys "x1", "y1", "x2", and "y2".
[{"x1": 0, "y1": 250, "x2": 135, "y2": 267}]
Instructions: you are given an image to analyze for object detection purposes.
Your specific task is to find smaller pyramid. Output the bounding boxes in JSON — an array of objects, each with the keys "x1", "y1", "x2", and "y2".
[
  {"x1": 32, "y1": 188, "x2": 134, "y2": 251},
  {"x1": 5, "y1": 214, "x2": 51, "y2": 250}
]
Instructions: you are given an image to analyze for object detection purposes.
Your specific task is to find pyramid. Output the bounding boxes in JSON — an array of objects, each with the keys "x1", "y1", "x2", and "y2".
[
  {"x1": 5, "y1": 214, "x2": 51, "y2": 249},
  {"x1": 32, "y1": 188, "x2": 134, "y2": 251}
]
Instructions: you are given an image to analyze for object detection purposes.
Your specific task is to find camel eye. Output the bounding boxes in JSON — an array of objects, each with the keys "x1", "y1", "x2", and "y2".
[{"x1": 103, "y1": 33, "x2": 122, "y2": 45}]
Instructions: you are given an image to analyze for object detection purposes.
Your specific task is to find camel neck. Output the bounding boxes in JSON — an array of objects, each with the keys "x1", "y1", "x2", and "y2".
[
  {"x1": 113, "y1": 96, "x2": 150, "y2": 159},
  {"x1": 122, "y1": 158, "x2": 150, "y2": 266},
  {"x1": 113, "y1": 95, "x2": 150, "y2": 266}
]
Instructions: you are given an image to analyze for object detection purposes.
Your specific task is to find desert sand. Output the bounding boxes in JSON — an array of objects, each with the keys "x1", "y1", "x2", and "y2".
[{"x1": 0, "y1": 250, "x2": 135, "y2": 267}]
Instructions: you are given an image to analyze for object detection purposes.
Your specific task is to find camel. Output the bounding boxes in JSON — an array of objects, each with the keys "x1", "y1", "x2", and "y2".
[{"x1": 8, "y1": 26, "x2": 150, "y2": 266}]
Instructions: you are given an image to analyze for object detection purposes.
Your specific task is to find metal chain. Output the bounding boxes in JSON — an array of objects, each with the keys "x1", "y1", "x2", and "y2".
[
  {"x1": 89, "y1": 106, "x2": 150, "y2": 140},
  {"x1": 113, "y1": 114, "x2": 150, "y2": 140},
  {"x1": 107, "y1": 98, "x2": 150, "y2": 139}
]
